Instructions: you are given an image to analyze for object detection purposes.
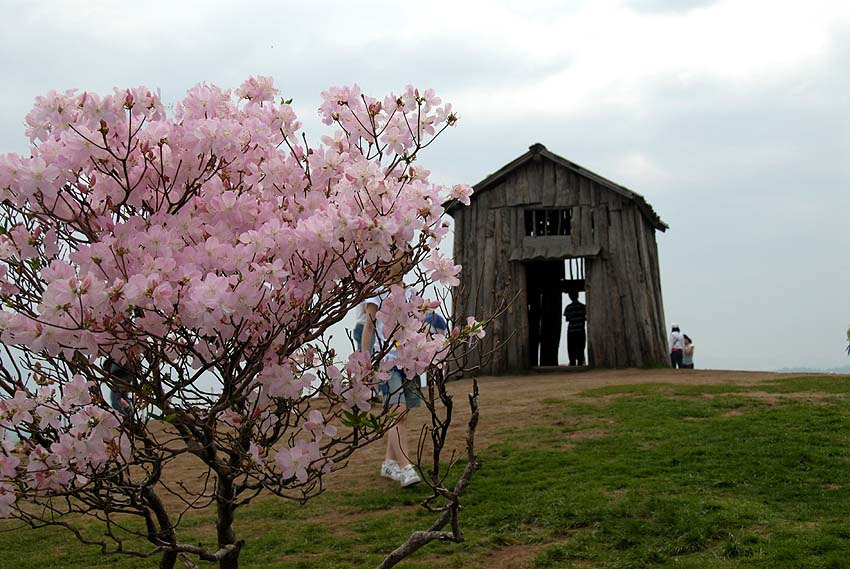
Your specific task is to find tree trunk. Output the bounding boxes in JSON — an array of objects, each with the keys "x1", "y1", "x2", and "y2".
[
  {"x1": 217, "y1": 476, "x2": 241, "y2": 569},
  {"x1": 141, "y1": 486, "x2": 179, "y2": 569},
  {"x1": 160, "y1": 551, "x2": 178, "y2": 569}
]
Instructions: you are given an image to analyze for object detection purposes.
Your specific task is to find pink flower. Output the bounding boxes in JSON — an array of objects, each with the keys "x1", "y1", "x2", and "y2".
[
  {"x1": 304, "y1": 410, "x2": 337, "y2": 440},
  {"x1": 7, "y1": 225, "x2": 38, "y2": 259},
  {"x1": 0, "y1": 236, "x2": 14, "y2": 260},
  {"x1": 151, "y1": 282, "x2": 174, "y2": 311},
  {"x1": 220, "y1": 409, "x2": 242, "y2": 427},
  {"x1": 243, "y1": 442, "x2": 263, "y2": 467},
  {"x1": 377, "y1": 285, "x2": 423, "y2": 334},
  {"x1": 423, "y1": 253, "x2": 461, "y2": 287},
  {"x1": 61, "y1": 374, "x2": 92, "y2": 410},
  {"x1": 344, "y1": 381, "x2": 373, "y2": 413},
  {"x1": 191, "y1": 273, "x2": 230, "y2": 309},
  {"x1": 380, "y1": 124, "x2": 408, "y2": 155},
  {"x1": 449, "y1": 184, "x2": 473, "y2": 206},
  {"x1": 43, "y1": 228, "x2": 59, "y2": 257},
  {"x1": 0, "y1": 451, "x2": 20, "y2": 478},
  {"x1": 0, "y1": 390, "x2": 35, "y2": 428},
  {"x1": 236, "y1": 76, "x2": 278, "y2": 103},
  {"x1": 466, "y1": 317, "x2": 486, "y2": 339},
  {"x1": 274, "y1": 440, "x2": 323, "y2": 483},
  {"x1": 0, "y1": 484, "x2": 16, "y2": 518}
]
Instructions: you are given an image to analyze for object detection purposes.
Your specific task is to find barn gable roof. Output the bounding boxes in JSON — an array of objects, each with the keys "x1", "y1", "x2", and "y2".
[{"x1": 447, "y1": 143, "x2": 668, "y2": 232}]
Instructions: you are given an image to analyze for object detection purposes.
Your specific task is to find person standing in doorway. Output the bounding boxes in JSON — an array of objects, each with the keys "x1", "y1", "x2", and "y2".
[
  {"x1": 669, "y1": 323, "x2": 685, "y2": 369},
  {"x1": 563, "y1": 291, "x2": 586, "y2": 366},
  {"x1": 682, "y1": 335, "x2": 695, "y2": 369}
]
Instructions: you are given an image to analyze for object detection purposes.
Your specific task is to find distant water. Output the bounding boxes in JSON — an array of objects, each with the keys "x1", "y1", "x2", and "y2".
[{"x1": 775, "y1": 365, "x2": 850, "y2": 374}]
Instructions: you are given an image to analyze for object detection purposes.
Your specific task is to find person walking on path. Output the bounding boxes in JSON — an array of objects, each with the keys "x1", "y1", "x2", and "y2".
[
  {"x1": 682, "y1": 334, "x2": 695, "y2": 369},
  {"x1": 669, "y1": 323, "x2": 685, "y2": 369},
  {"x1": 563, "y1": 291, "x2": 586, "y2": 366},
  {"x1": 360, "y1": 259, "x2": 422, "y2": 488}
]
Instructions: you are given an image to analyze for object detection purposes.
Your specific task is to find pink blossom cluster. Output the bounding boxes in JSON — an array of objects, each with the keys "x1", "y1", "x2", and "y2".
[
  {"x1": 0, "y1": 376, "x2": 128, "y2": 516},
  {"x1": 374, "y1": 285, "x2": 449, "y2": 378},
  {"x1": 0, "y1": 78, "x2": 464, "y2": 362},
  {"x1": 0, "y1": 77, "x2": 479, "y2": 516}
]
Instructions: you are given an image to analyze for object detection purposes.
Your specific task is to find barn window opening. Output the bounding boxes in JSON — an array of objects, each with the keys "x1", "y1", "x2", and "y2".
[{"x1": 524, "y1": 208, "x2": 572, "y2": 237}]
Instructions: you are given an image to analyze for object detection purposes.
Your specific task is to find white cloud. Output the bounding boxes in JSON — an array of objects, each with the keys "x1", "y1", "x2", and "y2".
[
  {"x1": 614, "y1": 152, "x2": 671, "y2": 187},
  {"x1": 449, "y1": 0, "x2": 850, "y2": 120}
]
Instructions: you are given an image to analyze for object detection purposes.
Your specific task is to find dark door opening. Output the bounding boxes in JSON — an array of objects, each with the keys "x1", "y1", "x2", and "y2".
[{"x1": 526, "y1": 260, "x2": 565, "y2": 367}]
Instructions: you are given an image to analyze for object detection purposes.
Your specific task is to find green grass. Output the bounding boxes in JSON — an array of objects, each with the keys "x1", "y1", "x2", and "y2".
[{"x1": 3, "y1": 375, "x2": 850, "y2": 568}]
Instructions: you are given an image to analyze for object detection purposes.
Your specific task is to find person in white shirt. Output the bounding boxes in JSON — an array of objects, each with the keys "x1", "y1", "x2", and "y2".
[
  {"x1": 669, "y1": 323, "x2": 685, "y2": 369},
  {"x1": 360, "y1": 254, "x2": 422, "y2": 488}
]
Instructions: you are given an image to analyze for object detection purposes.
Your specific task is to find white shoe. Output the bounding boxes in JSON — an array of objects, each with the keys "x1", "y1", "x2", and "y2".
[
  {"x1": 398, "y1": 464, "x2": 421, "y2": 488},
  {"x1": 380, "y1": 460, "x2": 401, "y2": 481}
]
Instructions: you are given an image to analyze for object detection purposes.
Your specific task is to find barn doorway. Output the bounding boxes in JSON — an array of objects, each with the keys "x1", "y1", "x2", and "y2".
[
  {"x1": 525, "y1": 260, "x2": 564, "y2": 367},
  {"x1": 559, "y1": 258, "x2": 587, "y2": 367}
]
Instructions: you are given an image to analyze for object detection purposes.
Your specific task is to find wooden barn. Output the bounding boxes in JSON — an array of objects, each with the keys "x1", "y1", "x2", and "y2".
[{"x1": 447, "y1": 143, "x2": 669, "y2": 373}]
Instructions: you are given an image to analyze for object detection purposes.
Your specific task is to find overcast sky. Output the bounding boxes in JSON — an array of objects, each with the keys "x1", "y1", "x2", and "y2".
[{"x1": 1, "y1": 0, "x2": 848, "y2": 371}]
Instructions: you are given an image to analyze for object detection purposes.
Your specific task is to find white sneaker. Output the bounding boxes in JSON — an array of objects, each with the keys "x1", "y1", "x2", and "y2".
[
  {"x1": 380, "y1": 460, "x2": 401, "y2": 481},
  {"x1": 398, "y1": 464, "x2": 421, "y2": 488}
]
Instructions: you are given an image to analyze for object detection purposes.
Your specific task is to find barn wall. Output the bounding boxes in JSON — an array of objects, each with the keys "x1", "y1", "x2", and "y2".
[{"x1": 584, "y1": 189, "x2": 668, "y2": 368}]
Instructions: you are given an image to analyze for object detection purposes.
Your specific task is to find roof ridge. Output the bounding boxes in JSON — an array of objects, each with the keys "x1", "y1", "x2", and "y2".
[{"x1": 445, "y1": 144, "x2": 668, "y2": 232}]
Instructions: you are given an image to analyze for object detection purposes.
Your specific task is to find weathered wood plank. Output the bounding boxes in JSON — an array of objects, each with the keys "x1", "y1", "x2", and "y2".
[
  {"x1": 481, "y1": 209, "x2": 498, "y2": 373},
  {"x1": 540, "y1": 159, "x2": 557, "y2": 206},
  {"x1": 619, "y1": 204, "x2": 650, "y2": 366},
  {"x1": 633, "y1": 208, "x2": 665, "y2": 365},
  {"x1": 552, "y1": 164, "x2": 576, "y2": 208},
  {"x1": 516, "y1": 259, "x2": 529, "y2": 369},
  {"x1": 515, "y1": 169, "x2": 529, "y2": 206},
  {"x1": 643, "y1": 219, "x2": 669, "y2": 365},
  {"x1": 488, "y1": 181, "x2": 504, "y2": 209},
  {"x1": 593, "y1": 203, "x2": 609, "y2": 253},
  {"x1": 579, "y1": 176, "x2": 592, "y2": 206}
]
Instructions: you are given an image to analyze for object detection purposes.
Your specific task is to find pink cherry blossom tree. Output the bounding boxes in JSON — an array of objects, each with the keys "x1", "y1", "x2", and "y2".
[{"x1": 0, "y1": 77, "x2": 483, "y2": 569}]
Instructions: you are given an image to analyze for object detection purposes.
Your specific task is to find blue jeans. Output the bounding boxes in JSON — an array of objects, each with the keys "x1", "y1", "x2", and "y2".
[
  {"x1": 109, "y1": 389, "x2": 132, "y2": 415},
  {"x1": 353, "y1": 323, "x2": 364, "y2": 351},
  {"x1": 383, "y1": 367, "x2": 422, "y2": 409},
  {"x1": 354, "y1": 323, "x2": 388, "y2": 398}
]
